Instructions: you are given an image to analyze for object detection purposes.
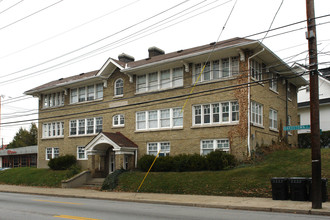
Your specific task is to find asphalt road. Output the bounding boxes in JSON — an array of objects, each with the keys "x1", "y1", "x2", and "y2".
[{"x1": 0, "y1": 192, "x2": 328, "y2": 220}]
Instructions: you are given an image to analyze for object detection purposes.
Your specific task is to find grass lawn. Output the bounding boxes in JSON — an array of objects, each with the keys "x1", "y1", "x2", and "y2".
[
  {"x1": 0, "y1": 167, "x2": 74, "y2": 187},
  {"x1": 116, "y1": 148, "x2": 330, "y2": 197}
]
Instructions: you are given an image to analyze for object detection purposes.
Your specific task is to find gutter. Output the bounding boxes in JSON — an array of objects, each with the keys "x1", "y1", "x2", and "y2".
[{"x1": 247, "y1": 48, "x2": 265, "y2": 157}]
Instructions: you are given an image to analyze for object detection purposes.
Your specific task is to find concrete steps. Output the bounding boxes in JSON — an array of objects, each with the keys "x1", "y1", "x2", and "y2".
[{"x1": 80, "y1": 178, "x2": 105, "y2": 190}]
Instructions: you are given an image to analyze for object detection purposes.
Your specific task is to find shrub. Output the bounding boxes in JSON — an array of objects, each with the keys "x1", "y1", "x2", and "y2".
[
  {"x1": 153, "y1": 156, "x2": 174, "y2": 172},
  {"x1": 205, "y1": 150, "x2": 232, "y2": 171},
  {"x1": 137, "y1": 155, "x2": 156, "y2": 171},
  {"x1": 48, "y1": 155, "x2": 77, "y2": 170},
  {"x1": 101, "y1": 169, "x2": 126, "y2": 191}
]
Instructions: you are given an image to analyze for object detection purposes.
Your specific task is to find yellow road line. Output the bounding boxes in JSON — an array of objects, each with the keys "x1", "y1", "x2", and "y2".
[
  {"x1": 32, "y1": 199, "x2": 83, "y2": 205},
  {"x1": 54, "y1": 215, "x2": 101, "y2": 220}
]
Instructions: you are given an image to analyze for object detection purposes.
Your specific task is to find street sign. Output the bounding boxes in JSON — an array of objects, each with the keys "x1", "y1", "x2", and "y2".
[{"x1": 283, "y1": 125, "x2": 310, "y2": 131}]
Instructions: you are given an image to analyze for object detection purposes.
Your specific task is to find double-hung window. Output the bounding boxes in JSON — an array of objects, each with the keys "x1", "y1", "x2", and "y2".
[
  {"x1": 70, "y1": 83, "x2": 103, "y2": 104},
  {"x1": 43, "y1": 92, "x2": 65, "y2": 108},
  {"x1": 113, "y1": 114, "x2": 125, "y2": 127},
  {"x1": 114, "y1": 79, "x2": 124, "y2": 96},
  {"x1": 43, "y1": 121, "x2": 64, "y2": 138},
  {"x1": 201, "y1": 139, "x2": 229, "y2": 155},
  {"x1": 193, "y1": 101, "x2": 239, "y2": 125},
  {"x1": 46, "y1": 147, "x2": 59, "y2": 160},
  {"x1": 77, "y1": 146, "x2": 87, "y2": 160},
  {"x1": 147, "y1": 142, "x2": 170, "y2": 156},
  {"x1": 269, "y1": 72, "x2": 278, "y2": 92},
  {"x1": 251, "y1": 101, "x2": 263, "y2": 126},
  {"x1": 250, "y1": 59, "x2": 263, "y2": 81},
  {"x1": 160, "y1": 70, "x2": 171, "y2": 89},
  {"x1": 70, "y1": 117, "x2": 102, "y2": 136},
  {"x1": 136, "y1": 108, "x2": 183, "y2": 131},
  {"x1": 269, "y1": 108, "x2": 278, "y2": 130}
]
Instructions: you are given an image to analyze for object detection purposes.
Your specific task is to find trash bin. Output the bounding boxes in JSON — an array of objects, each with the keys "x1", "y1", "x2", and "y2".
[
  {"x1": 271, "y1": 177, "x2": 289, "y2": 200},
  {"x1": 289, "y1": 177, "x2": 308, "y2": 201},
  {"x1": 308, "y1": 178, "x2": 328, "y2": 202}
]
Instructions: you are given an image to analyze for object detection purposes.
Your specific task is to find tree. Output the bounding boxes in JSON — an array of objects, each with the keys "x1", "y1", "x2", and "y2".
[{"x1": 7, "y1": 123, "x2": 38, "y2": 148}]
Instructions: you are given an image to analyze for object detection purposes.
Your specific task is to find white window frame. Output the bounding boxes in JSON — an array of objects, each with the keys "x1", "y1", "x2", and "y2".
[
  {"x1": 69, "y1": 117, "x2": 103, "y2": 136},
  {"x1": 77, "y1": 146, "x2": 87, "y2": 160},
  {"x1": 114, "y1": 78, "x2": 124, "y2": 97},
  {"x1": 136, "y1": 108, "x2": 183, "y2": 131},
  {"x1": 43, "y1": 92, "x2": 65, "y2": 109},
  {"x1": 46, "y1": 147, "x2": 59, "y2": 160},
  {"x1": 70, "y1": 83, "x2": 103, "y2": 104},
  {"x1": 287, "y1": 115, "x2": 292, "y2": 135},
  {"x1": 192, "y1": 101, "x2": 239, "y2": 126},
  {"x1": 147, "y1": 142, "x2": 170, "y2": 156},
  {"x1": 200, "y1": 139, "x2": 230, "y2": 155},
  {"x1": 42, "y1": 121, "x2": 64, "y2": 138},
  {"x1": 250, "y1": 59, "x2": 263, "y2": 81},
  {"x1": 193, "y1": 56, "x2": 239, "y2": 84},
  {"x1": 251, "y1": 101, "x2": 263, "y2": 126},
  {"x1": 269, "y1": 108, "x2": 278, "y2": 131},
  {"x1": 136, "y1": 67, "x2": 183, "y2": 93},
  {"x1": 269, "y1": 72, "x2": 278, "y2": 92},
  {"x1": 113, "y1": 114, "x2": 125, "y2": 127}
]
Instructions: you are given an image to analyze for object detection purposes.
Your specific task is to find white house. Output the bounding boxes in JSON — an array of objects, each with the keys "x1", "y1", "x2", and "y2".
[{"x1": 296, "y1": 67, "x2": 330, "y2": 134}]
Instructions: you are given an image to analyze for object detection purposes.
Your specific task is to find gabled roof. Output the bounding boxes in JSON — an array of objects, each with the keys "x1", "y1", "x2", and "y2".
[{"x1": 102, "y1": 132, "x2": 138, "y2": 148}]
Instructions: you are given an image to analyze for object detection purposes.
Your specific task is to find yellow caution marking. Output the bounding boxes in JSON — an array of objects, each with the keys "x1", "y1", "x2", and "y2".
[
  {"x1": 54, "y1": 215, "x2": 101, "y2": 220},
  {"x1": 33, "y1": 199, "x2": 83, "y2": 205}
]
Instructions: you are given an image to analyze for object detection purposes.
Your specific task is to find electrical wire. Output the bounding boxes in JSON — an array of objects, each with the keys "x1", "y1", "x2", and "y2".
[{"x1": 0, "y1": 0, "x2": 24, "y2": 16}]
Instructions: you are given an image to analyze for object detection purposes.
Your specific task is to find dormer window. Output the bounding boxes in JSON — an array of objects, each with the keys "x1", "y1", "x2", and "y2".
[{"x1": 115, "y1": 79, "x2": 124, "y2": 96}]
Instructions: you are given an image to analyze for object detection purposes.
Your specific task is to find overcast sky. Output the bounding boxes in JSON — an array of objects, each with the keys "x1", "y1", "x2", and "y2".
[{"x1": 0, "y1": 0, "x2": 329, "y2": 145}]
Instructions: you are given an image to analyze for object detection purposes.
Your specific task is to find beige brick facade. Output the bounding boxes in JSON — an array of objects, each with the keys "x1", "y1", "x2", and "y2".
[{"x1": 26, "y1": 38, "x2": 306, "y2": 176}]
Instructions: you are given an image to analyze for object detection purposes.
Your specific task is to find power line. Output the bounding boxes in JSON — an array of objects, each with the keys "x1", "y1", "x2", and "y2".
[{"x1": 0, "y1": 0, "x2": 24, "y2": 16}]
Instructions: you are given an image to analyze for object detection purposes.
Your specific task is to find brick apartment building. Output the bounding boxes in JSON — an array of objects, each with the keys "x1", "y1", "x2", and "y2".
[{"x1": 25, "y1": 38, "x2": 306, "y2": 177}]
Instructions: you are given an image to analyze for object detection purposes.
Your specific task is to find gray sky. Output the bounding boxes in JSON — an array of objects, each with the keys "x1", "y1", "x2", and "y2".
[{"x1": 0, "y1": 0, "x2": 329, "y2": 145}]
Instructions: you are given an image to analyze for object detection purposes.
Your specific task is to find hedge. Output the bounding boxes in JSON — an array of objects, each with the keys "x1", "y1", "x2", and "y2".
[
  {"x1": 137, "y1": 151, "x2": 236, "y2": 172},
  {"x1": 48, "y1": 155, "x2": 77, "y2": 170}
]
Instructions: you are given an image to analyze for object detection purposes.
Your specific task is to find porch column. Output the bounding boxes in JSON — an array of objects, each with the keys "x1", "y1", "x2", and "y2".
[{"x1": 115, "y1": 153, "x2": 124, "y2": 170}]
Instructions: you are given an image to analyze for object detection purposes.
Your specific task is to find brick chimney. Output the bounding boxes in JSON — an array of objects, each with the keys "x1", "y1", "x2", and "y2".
[
  {"x1": 118, "y1": 53, "x2": 135, "y2": 63},
  {"x1": 148, "y1": 46, "x2": 165, "y2": 58}
]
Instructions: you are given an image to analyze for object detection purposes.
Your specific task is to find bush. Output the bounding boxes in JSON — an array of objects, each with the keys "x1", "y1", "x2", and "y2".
[
  {"x1": 137, "y1": 152, "x2": 235, "y2": 172},
  {"x1": 48, "y1": 155, "x2": 77, "y2": 170},
  {"x1": 101, "y1": 169, "x2": 126, "y2": 191}
]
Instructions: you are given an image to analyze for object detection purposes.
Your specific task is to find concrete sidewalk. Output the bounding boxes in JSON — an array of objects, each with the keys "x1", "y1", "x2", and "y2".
[{"x1": 0, "y1": 184, "x2": 329, "y2": 216}]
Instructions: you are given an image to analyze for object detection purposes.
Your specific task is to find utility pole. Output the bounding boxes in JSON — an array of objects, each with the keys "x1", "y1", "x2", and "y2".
[{"x1": 306, "y1": 0, "x2": 322, "y2": 209}]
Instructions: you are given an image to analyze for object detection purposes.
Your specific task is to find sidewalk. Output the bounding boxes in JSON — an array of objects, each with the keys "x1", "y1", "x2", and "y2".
[{"x1": 0, "y1": 184, "x2": 329, "y2": 216}]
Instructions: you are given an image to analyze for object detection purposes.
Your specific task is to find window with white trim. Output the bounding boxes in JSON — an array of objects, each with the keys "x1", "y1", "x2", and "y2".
[
  {"x1": 193, "y1": 56, "x2": 239, "y2": 83},
  {"x1": 46, "y1": 147, "x2": 59, "y2": 160},
  {"x1": 251, "y1": 101, "x2": 263, "y2": 126},
  {"x1": 269, "y1": 108, "x2": 278, "y2": 130},
  {"x1": 193, "y1": 101, "x2": 239, "y2": 125},
  {"x1": 147, "y1": 142, "x2": 170, "y2": 156},
  {"x1": 70, "y1": 83, "x2": 103, "y2": 104},
  {"x1": 77, "y1": 146, "x2": 87, "y2": 160},
  {"x1": 115, "y1": 79, "x2": 124, "y2": 96},
  {"x1": 136, "y1": 67, "x2": 183, "y2": 93},
  {"x1": 269, "y1": 72, "x2": 278, "y2": 92},
  {"x1": 287, "y1": 115, "x2": 292, "y2": 135},
  {"x1": 113, "y1": 114, "x2": 125, "y2": 127},
  {"x1": 250, "y1": 59, "x2": 263, "y2": 81},
  {"x1": 43, "y1": 122, "x2": 64, "y2": 138},
  {"x1": 201, "y1": 139, "x2": 230, "y2": 155},
  {"x1": 43, "y1": 92, "x2": 65, "y2": 108},
  {"x1": 70, "y1": 117, "x2": 102, "y2": 136},
  {"x1": 136, "y1": 108, "x2": 183, "y2": 131}
]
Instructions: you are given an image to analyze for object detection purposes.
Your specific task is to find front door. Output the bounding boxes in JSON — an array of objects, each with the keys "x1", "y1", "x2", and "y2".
[{"x1": 109, "y1": 152, "x2": 115, "y2": 174}]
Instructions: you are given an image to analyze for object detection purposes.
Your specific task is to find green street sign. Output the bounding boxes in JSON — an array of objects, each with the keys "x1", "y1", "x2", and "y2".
[{"x1": 283, "y1": 125, "x2": 310, "y2": 131}]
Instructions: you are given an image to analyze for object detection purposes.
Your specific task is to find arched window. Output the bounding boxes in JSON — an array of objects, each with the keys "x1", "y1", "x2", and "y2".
[
  {"x1": 115, "y1": 78, "x2": 124, "y2": 96},
  {"x1": 113, "y1": 114, "x2": 125, "y2": 127}
]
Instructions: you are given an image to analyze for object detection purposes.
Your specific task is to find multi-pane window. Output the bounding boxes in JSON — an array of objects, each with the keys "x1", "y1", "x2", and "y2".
[
  {"x1": 136, "y1": 67, "x2": 183, "y2": 93},
  {"x1": 251, "y1": 101, "x2": 263, "y2": 126},
  {"x1": 250, "y1": 59, "x2": 263, "y2": 81},
  {"x1": 70, "y1": 117, "x2": 103, "y2": 136},
  {"x1": 43, "y1": 92, "x2": 65, "y2": 108},
  {"x1": 193, "y1": 101, "x2": 239, "y2": 125},
  {"x1": 136, "y1": 108, "x2": 183, "y2": 131},
  {"x1": 70, "y1": 83, "x2": 103, "y2": 104},
  {"x1": 269, "y1": 72, "x2": 278, "y2": 92},
  {"x1": 43, "y1": 122, "x2": 64, "y2": 138},
  {"x1": 147, "y1": 142, "x2": 170, "y2": 156},
  {"x1": 46, "y1": 147, "x2": 59, "y2": 160},
  {"x1": 269, "y1": 108, "x2": 278, "y2": 130},
  {"x1": 77, "y1": 146, "x2": 87, "y2": 160},
  {"x1": 115, "y1": 79, "x2": 124, "y2": 96},
  {"x1": 113, "y1": 114, "x2": 125, "y2": 127},
  {"x1": 201, "y1": 139, "x2": 230, "y2": 155},
  {"x1": 193, "y1": 56, "x2": 239, "y2": 83},
  {"x1": 287, "y1": 115, "x2": 292, "y2": 135}
]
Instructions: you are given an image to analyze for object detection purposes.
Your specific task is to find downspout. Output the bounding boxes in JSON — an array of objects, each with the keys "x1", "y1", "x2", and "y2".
[{"x1": 247, "y1": 48, "x2": 265, "y2": 157}]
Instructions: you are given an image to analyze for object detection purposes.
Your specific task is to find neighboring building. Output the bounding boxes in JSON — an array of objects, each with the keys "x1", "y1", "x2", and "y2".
[
  {"x1": 0, "y1": 145, "x2": 38, "y2": 168},
  {"x1": 296, "y1": 66, "x2": 330, "y2": 134},
  {"x1": 25, "y1": 38, "x2": 306, "y2": 177},
  {"x1": 0, "y1": 144, "x2": 7, "y2": 150}
]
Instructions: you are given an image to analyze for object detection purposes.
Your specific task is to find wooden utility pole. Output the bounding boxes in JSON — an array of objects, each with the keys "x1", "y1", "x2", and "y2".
[{"x1": 306, "y1": 0, "x2": 322, "y2": 209}]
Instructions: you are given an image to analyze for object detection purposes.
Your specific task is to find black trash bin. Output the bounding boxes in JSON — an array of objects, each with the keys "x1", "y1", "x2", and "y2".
[
  {"x1": 308, "y1": 178, "x2": 328, "y2": 202},
  {"x1": 271, "y1": 177, "x2": 289, "y2": 200},
  {"x1": 289, "y1": 177, "x2": 308, "y2": 201}
]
